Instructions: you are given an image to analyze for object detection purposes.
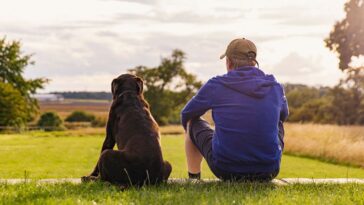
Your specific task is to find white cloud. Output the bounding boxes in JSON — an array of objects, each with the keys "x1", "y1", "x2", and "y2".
[
  {"x1": 0, "y1": 0, "x2": 349, "y2": 91},
  {"x1": 104, "y1": 0, "x2": 157, "y2": 5},
  {"x1": 269, "y1": 52, "x2": 344, "y2": 86},
  {"x1": 45, "y1": 74, "x2": 116, "y2": 91}
]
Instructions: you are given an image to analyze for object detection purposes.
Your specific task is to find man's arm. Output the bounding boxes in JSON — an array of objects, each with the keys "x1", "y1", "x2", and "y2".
[
  {"x1": 278, "y1": 86, "x2": 289, "y2": 150},
  {"x1": 181, "y1": 80, "x2": 214, "y2": 130},
  {"x1": 280, "y1": 88, "x2": 289, "y2": 122}
]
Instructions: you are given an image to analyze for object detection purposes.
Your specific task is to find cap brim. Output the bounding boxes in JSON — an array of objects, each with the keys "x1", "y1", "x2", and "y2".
[{"x1": 219, "y1": 53, "x2": 226, "y2": 59}]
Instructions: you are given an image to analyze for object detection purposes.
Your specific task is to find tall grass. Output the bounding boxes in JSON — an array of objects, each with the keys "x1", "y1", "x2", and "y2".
[{"x1": 284, "y1": 123, "x2": 364, "y2": 167}]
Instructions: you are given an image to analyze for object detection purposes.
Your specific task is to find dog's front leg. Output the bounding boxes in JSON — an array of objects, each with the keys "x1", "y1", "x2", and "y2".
[{"x1": 91, "y1": 118, "x2": 116, "y2": 177}]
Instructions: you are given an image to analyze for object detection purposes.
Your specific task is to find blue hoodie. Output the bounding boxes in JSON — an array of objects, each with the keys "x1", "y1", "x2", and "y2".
[{"x1": 181, "y1": 66, "x2": 289, "y2": 174}]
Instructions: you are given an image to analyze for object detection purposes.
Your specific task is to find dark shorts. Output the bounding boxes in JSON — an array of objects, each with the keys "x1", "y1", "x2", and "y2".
[{"x1": 188, "y1": 117, "x2": 284, "y2": 182}]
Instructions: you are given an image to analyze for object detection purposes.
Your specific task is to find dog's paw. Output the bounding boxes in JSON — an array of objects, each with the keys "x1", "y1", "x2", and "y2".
[
  {"x1": 81, "y1": 175, "x2": 98, "y2": 183},
  {"x1": 162, "y1": 161, "x2": 172, "y2": 180},
  {"x1": 118, "y1": 184, "x2": 128, "y2": 191}
]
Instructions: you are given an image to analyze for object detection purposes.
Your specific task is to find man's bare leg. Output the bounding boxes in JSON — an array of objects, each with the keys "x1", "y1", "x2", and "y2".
[{"x1": 185, "y1": 121, "x2": 203, "y2": 178}]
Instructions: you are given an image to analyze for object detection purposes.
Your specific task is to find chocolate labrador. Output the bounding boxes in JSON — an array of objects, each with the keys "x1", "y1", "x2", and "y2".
[{"x1": 81, "y1": 74, "x2": 172, "y2": 186}]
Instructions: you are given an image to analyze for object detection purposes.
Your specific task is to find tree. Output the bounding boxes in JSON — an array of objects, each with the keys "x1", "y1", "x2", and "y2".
[
  {"x1": 284, "y1": 83, "x2": 333, "y2": 124},
  {"x1": 330, "y1": 68, "x2": 364, "y2": 125},
  {"x1": 289, "y1": 98, "x2": 334, "y2": 124},
  {"x1": 0, "y1": 82, "x2": 29, "y2": 128},
  {"x1": 129, "y1": 49, "x2": 202, "y2": 125},
  {"x1": 0, "y1": 37, "x2": 48, "y2": 123},
  {"x1": 325, "y1": 0, "x2": 364, "y2": 125},
  {"x1": 325, "y1": 0, "x2": 364, "y2": 71},
  {"x1": 284, "y1": 84, "x2": 328, "y2": 109}
]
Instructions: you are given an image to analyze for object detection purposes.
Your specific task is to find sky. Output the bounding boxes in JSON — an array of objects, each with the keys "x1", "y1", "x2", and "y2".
[{"x1": 0, "y1": 0, "x2": 348, "y2": 92}]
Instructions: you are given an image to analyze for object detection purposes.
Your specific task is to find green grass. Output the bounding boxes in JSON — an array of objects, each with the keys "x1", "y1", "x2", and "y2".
[
  {"x1": 1, "y1": 131, "x2": 364, "y2": 179},
  {"x1": 1, "y1": 131, "x2": 364, "y2": 204},
  {"x1": 1, "y1": 182, "x2": 364, "y2": 204}
]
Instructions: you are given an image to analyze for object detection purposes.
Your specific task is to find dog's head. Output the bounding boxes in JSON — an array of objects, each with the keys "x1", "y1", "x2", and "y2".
[{"x1": 111, "y1": 74, "x2": 144, "y2": 99}]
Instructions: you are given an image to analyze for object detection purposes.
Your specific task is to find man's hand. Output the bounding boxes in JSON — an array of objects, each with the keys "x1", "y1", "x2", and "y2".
[{"x1": 185, "y1": 120, "x2": 191, "y2": 134}]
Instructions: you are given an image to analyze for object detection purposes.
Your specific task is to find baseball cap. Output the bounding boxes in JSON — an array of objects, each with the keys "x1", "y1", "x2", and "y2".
[{"x1": 220, "y1": 38, "x2": 257, "y2": 61}]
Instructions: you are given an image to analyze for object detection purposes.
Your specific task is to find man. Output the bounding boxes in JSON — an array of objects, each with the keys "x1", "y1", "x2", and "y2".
[{"x1": 181, "y1": 38, "x2": 289, "y2": 181}]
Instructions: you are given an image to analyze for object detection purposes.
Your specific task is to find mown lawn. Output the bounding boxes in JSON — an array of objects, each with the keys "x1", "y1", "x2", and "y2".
[
  {"x1": 1, "y1": 182, "x2": 364, "y2": 204},
  {"x1": 1, "y1": 131, "x2": 364, "y2": 179},
  {"x1": 1, "y1": 130, "x2": 364, "y2": 204}
]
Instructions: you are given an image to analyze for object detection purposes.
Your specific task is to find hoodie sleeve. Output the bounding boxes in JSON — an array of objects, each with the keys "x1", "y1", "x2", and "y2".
[
  {"x1": 181, "y1": 80, "x2": 214, "y2": 130},
  {"x1": 280, "y1": 86, "x2": 289, "y2": 122}
]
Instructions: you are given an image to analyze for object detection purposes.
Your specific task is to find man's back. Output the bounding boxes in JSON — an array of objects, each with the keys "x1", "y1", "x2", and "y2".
[
  {"x1": 181, "y1": 66, "x2": 288, "y2": 174},
  {"x1": 182, "y1": 37, "x2": 289, "y2": 181}
]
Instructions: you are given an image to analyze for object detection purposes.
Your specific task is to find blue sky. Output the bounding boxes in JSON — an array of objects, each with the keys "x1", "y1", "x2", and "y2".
[{"x1": 0, "y1": 0, "x2": 347, "y2": 91}]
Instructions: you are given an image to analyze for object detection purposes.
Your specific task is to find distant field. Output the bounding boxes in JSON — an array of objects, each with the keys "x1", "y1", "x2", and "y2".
[{"x1": 39, "y1": 99, "x2": 111, "y2": 119}]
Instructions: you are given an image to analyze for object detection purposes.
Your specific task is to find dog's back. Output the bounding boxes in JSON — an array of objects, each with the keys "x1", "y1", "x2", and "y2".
[{"x1": 113, "y1": 92, "x2": 164, "y2": 172}]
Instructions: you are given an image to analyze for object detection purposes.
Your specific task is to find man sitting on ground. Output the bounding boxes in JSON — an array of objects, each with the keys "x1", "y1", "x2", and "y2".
[{"x1": 181, "y1": 38, "x2": 289, "y2": 181}]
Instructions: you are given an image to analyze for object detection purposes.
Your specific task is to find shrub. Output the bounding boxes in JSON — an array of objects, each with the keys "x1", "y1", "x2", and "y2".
[
  {"x1": 64, "y1": 122, "x2": 91, "y2": 130},
  {"x1": 65, "y1": 111, "x2": 95, "y2": 122},
  {"x1": 37, "y1": 112, "x2": 64, "y2": 131},
  {"x1": 91, "y1": 117, "x2": 107, "y2": 127}
]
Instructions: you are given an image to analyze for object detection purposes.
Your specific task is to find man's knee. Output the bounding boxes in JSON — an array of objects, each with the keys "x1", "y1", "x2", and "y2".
[{"x1": 186, "y1": 118, "x2": 202, "y2": 138}]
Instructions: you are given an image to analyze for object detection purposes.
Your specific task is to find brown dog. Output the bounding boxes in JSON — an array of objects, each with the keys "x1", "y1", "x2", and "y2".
[{"x1": 81, "y1": 74, "x2": 172, "y2": 186}]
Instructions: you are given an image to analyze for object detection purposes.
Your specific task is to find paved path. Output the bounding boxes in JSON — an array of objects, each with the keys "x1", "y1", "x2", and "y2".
[{"x1": 1, "y1": 178, "x2": 364, "y2": 185}]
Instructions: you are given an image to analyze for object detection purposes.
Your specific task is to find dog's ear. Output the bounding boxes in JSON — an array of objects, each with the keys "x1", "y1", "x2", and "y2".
[
  {"x1": 111, "y1": 79, "x2": 118, "y2": 97},
  {"x1": 135, "y1": 77, "x2": 143, "y2": 94}
]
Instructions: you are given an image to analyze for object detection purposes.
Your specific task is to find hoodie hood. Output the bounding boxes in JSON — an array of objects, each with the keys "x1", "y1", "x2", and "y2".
[{"x1": 213, "y1": 66, "x2": 279, "y2": 98}]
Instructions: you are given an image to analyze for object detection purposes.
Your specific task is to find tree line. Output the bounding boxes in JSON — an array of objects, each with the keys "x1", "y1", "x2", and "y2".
[
  {"x1": 285, "y1": 81, "x2": 364, "y2": 125},
  {"x1": 52, "y1": 91, "x2": 112, "y2": 100}
]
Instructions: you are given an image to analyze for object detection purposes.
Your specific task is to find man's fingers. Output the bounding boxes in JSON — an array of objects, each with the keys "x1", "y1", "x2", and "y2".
[{"x1": 186, "y1": 120, "x2": 192, "y2": 135}]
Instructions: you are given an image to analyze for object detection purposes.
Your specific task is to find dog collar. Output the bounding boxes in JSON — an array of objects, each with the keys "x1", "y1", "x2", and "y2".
[{"x1": 117, "y1": 90, "x2": 137, "y2": 99}]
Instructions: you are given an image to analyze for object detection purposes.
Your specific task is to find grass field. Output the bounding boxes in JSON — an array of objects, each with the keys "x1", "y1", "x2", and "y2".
[
  {"x1": 1, "y1": 182, "x2": 364, "y2": 204},
  {"x1": 1, "y1": 131, "x2": 364, "y2": 179},
  {"x1": 1, "y1": 129, "x2": 364, "y2": 204}
]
